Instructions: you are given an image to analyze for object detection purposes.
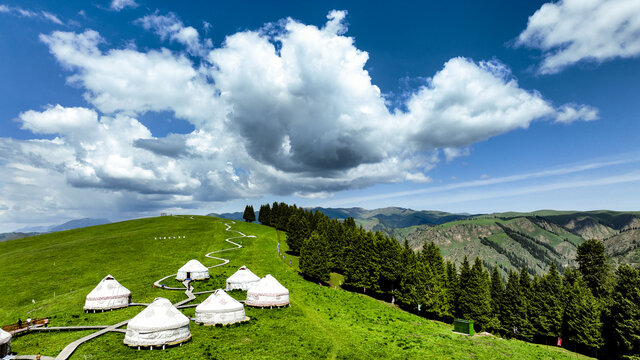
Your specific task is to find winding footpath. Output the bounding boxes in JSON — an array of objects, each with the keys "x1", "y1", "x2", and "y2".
[{"x1": 14, "y1": 221, "x2": 253, "y2": 360}]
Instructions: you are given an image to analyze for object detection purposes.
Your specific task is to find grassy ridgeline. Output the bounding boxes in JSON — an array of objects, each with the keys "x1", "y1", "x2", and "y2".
[{"x1": 0, "y1": 216, "x2": 591, "y2": 359}]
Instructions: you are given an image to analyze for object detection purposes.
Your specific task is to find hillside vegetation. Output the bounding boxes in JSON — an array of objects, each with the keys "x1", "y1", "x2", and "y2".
[
  {"x1": 260, "y1": 203, "x2": 640, "y2": 358},
  {"x1": 402, "y1": 211, "x2": 640, "y2": 275},
  {"x1": 0, "y1": 216, "x2": 588, "y2": 359}
]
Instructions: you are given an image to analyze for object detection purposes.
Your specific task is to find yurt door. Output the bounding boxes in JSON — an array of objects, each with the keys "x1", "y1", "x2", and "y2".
[{"x1": 186, "y1": 272, "x2": 191, "y2": 279}]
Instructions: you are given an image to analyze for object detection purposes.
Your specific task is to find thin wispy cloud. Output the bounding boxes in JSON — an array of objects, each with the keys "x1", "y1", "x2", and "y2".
[
  {"x1": 322, "y1": 156, "x2": 640, "y2": 207},
  {"x1": 423, "y1": 171, "x2": 640, "y2": 207},
  {"x1": 0, "y1": 4, "x2": 63, "y2": 24}
]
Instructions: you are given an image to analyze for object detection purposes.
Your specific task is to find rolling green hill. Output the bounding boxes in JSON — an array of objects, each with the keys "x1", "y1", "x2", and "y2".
[{"x1": 0, "y1": 216, "x2": 589, "y2": 359}]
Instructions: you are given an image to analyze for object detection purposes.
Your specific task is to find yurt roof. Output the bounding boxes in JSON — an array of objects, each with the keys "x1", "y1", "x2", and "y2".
[
  {"x1": 178, "y1": 259, "x2": 208, "y2": 272},
  {"x1": 227, "y1": 265, "x2": 260, "y2": 283},
  {"x1": 0, "y1": 328, "x2": 10, "y2": 344},
  {"x1": 249, "y1": 274, "x2": 289, "y2": 295},
  {"x1": 86, "y1": 274, "x2": 131, "y2": 300},
  {"x1": 128, "y1": 298, "x2": 189, "y2": 332},
  {"x1": 196, "y1": 289, "x2": 243, "y2": 313}
]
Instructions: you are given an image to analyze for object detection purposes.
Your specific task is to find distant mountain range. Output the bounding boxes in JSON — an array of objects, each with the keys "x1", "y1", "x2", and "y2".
[
  {"x1": 209, "y1": 207, "x2": 640, "y2": 275},
  {"x1": 311, "y1": 206, "x2": 473, "y2": 231},
  {"x1": 48, "y1": 218, "x2": 111, "y2": 232},
  {"x1": 2, "y1": 218, "x2": 112, "y2": 242},
  {"x1": 207, "y1": 211, "x2": 249, "y2": 221},
  {"x1": 208, "y1": 206, "x2": 471, "y2": 228}
]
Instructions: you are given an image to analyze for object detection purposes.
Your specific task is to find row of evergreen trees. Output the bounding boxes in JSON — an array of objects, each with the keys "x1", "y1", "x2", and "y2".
[{"x1": 250, "y1": 202, "x2": 640, "y2": 359}]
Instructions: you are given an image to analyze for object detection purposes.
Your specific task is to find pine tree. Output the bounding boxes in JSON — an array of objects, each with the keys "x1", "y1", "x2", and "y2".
[
  {"x1": 419, "y1": 244, "x2": 449, "y2": 320},
  {"x1": 343, "y1": 217, "x2": 356, "y2": 229},
  {"x1": 286, "y1": 213, "x2": 309, "y2": 254},
  {"x1": 576, "y1": 239, "x2": 611, "y2": 299},
  {"x1": 242, "y1": 205, "x2": 256, "y2": 222},
  {"x1": 258, "y1": 203, "x2": 271, "y2": 225},
  {"x1": 489, "y1": 266, "x2": 504, "y2": 334},
  {"x1": 365, "y1": 231, "x2": 382, "y2": 293},
  {"x1": 605, "y1": 264, "x2": 640, "y2": 358},
  {"x1": 398, "y1": 240, "x2": 419, "y2": 310},
  {"x1": 376, "y1": 234, "x2": 402, "y2": 297},
  {"x1": 270, "y1": 202, "x2": 280, "y2": 228},
  {"x1": 465, "y1": 258, "x2": 492, "y2": 331},
  {"x1": 456, "y1": 257, "x2": 492, "y2": 330},
  {"x1": 518, "y1": 267, "x2": 534, "y2": 338},
  {"x1": 300, "y1": 232, "x2": 331, "y2": 282},
  {"x1": 562, "y1": 275, "x2": 604, "y2": 355},
  {"x1": 530, "y1": 262, "x2": 563, "y2": 341},
  {"x1": 456, "y1": 256, "x2": 472, "y2": 319},
  {"x1": 328, "y1": 219, "x2": 348, "y2": 273},
  {"x1": 276, "y1": 202, "x2": 290, "y2": 231},
  {"x1": 500, "y1": 270, "x2": 527, "y2": 338},
  {"x1": 345, "y1": 229, "x2": 377, "y2": 292},
  {"x1": 445, "y1": 261, "x2": 458, "y2": 321}
]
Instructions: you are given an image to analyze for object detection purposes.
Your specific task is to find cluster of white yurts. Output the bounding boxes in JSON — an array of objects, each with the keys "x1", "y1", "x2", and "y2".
[{"x1": 82, "y1": 262, "x2": 289, "y2": 350}]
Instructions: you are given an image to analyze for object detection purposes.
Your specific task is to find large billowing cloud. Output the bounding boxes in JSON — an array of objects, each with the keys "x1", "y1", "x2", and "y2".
[
  {"x1": 0, "y1": 10, "x2": 597, "y2": 229},
  {"x1": 517, "y1": 0, "x2": 640, "y2": 74}
]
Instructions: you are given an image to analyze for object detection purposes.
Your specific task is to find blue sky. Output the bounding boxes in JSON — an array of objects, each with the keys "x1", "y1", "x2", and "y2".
[{"x1": 1, "y1": 0, "x2": 639, "y2": 231}]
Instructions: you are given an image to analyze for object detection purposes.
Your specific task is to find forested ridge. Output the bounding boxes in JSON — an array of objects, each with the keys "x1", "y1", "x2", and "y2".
[{"x1": 249, "y1": 202, "x2": 640, "y2": 359}]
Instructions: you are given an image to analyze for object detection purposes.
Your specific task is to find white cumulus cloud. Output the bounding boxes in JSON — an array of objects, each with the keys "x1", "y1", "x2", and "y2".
[
  {"x1": 555, "y1": 104, "x2": 599, "y2": 124},
  {"x1": 443, "y1": 147, "x2": 470, "y2": 163},
  {"x1": 517, "y1": 0, "x2": 640, "y2": 74},
  {"x1": 19, "y1": 105, "x2": 97, "y2": 135},
  {"x1": 110, "y1": 0, "x2": 138, "y2": 11},
  {"x1": 136, "y1": 11, "x2": 212, "y2": 56},
  {"x1": 39, "y1": 30, "x2": 221, "y2": 125},
  {"x1": 401, "y1": 58, "x2": 555, "y2": 148}
]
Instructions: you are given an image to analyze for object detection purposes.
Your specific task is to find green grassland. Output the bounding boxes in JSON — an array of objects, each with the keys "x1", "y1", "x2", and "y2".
[{"x1": 0, "y1": 216, "x2": 591, "y2": 359}]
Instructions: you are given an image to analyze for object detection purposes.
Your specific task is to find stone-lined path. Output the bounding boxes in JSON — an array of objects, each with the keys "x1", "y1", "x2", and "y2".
[{"x1": 12, "y1": 220, "x2": 253, "y2": 360}]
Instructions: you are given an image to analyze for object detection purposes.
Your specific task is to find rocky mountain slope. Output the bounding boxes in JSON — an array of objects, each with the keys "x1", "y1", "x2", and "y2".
[{"x1": 403, "y1": 211, "x2": 640, "y2": 275}]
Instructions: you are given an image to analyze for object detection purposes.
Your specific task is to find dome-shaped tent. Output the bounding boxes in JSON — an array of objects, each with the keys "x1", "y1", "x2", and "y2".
[
  {"x1": 0, "y1": 328, "x2": 11, "y2": 357},
  {"x1": 124, "y1": 297, "x2": 191, "y2": 349},
  {"x1": 176, "y1": 259, "x2": 209, "y2": 281},
  {"x1": 84, "y1": 275, "x2": 131, "y2": 312},
  {"x1": 246, "y1": 274, "x2": 289, "y2": 308},
  {"x1": 195, "y1": 289, "x2": 248, "y2": 325},
  {"x1": 226, "y1": 265, "x2": 260, "y2": 290}
]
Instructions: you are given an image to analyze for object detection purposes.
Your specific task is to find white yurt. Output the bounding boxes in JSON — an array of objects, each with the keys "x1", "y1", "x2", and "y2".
[
  {"x1": 176, "y1": 259, "x2": 209, "y2": 281},
  {"x1": 226, "y1": 265, "x2": 260, "y2": 290},
  {"x1": 245, "y1": 274, "x2": 290, "y2": 308},
  {"x1": 124, "y1": 297, "x2": 191, "y2": 349},
  {"x1": 0, "y1": 328, "x2": 11, "y2": 358},
  {"x1": 84, "y1": 275, "x2": 131, "y2": 312},
  {"x1": 195, "y1": 289, "x2": 248, "y2": 325}
]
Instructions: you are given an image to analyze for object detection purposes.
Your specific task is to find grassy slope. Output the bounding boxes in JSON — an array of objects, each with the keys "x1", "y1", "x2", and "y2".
[{"x1": 0, "y1": 216, "x2": 590, "y2": 359}]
